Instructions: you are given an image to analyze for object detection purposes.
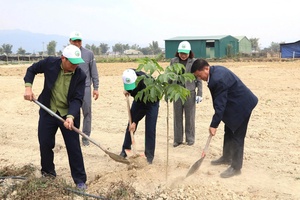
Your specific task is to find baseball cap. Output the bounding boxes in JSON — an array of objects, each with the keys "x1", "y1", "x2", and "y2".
[
  {"x1": 178, "y1": 41, "x2": 191, "y2": 54},
  {"x1": 122, "y1": 69, "x2": 137, "y2": 90},
  {"x1": 62, "y1": 45, "x2": 85, "y2": 64},
  {"x1": 69, "y1": 31, "x2": 82, "y2": 41}
]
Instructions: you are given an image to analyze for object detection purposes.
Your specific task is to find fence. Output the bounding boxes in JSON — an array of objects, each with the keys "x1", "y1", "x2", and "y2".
[{"x1": 0, "y1": 55, "x2": 45, "y2": 65}]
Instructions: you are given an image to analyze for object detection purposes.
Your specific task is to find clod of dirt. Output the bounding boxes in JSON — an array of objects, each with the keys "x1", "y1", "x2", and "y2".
[{"x1": 127, "y1": 155, "x2": 148, "y2": 170}]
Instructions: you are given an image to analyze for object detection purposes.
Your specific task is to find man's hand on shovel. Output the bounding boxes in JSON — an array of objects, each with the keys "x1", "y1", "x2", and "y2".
[
  {"x1": 64, "y1": 118, "x2": 74, "y2": 130},
  {"x1": 201, "y1": 151, "x2": 206, "y2": 158},
  {"x1": 128, "y1": 122, "x2": 136, "y2": 133},
  {"x1": 23, "y1": 86, "x2": 35, "y2": 101}
]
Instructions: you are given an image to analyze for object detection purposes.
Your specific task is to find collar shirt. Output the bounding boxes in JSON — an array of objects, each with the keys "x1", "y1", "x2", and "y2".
[
  {"x1": 50, "y1": 65, "x2": 73, "y2": 116},
  {"x1": 207, "y1": 74, "x2": 210, "y2": 84}
]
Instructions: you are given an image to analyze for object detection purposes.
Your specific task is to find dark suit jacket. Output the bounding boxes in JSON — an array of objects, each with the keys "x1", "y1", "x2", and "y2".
[
  {"x1": 24, "y1": 57, "x2": 86, "y2": 125},
  {"x1": 208, "y1": 66, "x2": 258, "y2": 131}
]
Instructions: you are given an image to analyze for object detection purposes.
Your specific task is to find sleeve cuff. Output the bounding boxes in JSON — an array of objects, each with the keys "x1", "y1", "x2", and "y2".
[{"x1": 66, "y1": 115, "x2": 74, "y2": 120}]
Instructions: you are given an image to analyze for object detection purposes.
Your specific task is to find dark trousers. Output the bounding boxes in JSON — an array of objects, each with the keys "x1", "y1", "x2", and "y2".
[
  {"x1": 38, "y1": 109, "x2": 86, "y2": 184},
  {"x1": 122, "y1": 101, "x2": 159, "y2": 163},
  {"x1": 222, "y1": 114, "x2": 251, "y2": 170}
]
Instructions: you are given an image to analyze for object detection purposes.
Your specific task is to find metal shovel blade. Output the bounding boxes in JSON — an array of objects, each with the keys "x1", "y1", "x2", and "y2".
[
  {"x1": 104, "y1": 150, "x2": 130, "y2": 165},
  {"x1": 33, "y1": 99, "x2": 130, "y2": 165},
  {"x1": 186, "y1": 156, "x2": 205, "y2": 178},
  {"x1": 185, "y1": 135, "x2": 212, "y2": 178}
]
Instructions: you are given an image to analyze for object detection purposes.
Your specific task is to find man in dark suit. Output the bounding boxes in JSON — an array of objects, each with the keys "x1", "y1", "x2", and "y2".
[
  {"x1": 191, "y1": 59, "x2": 258, "y2": 178},
  {"x1": 23, "y1": 45, "x2": 88, "y2": 189}
]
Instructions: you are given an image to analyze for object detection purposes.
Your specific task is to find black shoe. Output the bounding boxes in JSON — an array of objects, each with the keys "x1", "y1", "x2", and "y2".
[
  {"x1": 173, "y1": 142, "x2": 183, "y2": 147},
  {"x1": 41, "y1": 171, "x2": 56, "y2": 179},
  {"x1": 211, "y1": 156, "x2": 232, "y2": 165},
  {"x1": 187, "y1": 141, "x2": 194, "y2": 146},
  {"x1": 220, "y1": 166, "x2": 241, "y2": 178},
  {"x1": 82, "y1": 138, "x2": 90, "y2": 146},
  {"x1": 120, "y1": 151, "x2": 127, "y2": 158}
]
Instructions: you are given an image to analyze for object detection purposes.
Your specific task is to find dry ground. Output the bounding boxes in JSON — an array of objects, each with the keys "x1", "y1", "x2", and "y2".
[{"x1": 0, "y1": 60, "x2": 300, "y2": 199}]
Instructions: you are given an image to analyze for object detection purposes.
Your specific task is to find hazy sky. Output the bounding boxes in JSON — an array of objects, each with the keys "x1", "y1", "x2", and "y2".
[{"x1": 1, "y1": 0, "x2": 299, "y2": 48}]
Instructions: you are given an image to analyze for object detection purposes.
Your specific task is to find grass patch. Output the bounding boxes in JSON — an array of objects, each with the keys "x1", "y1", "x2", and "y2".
[
  {"x1": 0, "y1": 164, "x2": 74, "y2": 200},
  {"x1": 1, "y1": 165, "x2": 145, "y2": 199},
  {"x1": 105, "y1": 180, "x2": 139, "y2": 200}
]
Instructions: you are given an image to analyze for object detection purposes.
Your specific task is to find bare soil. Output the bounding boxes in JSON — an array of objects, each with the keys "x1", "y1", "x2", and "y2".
[{"x1": 0, "y1": 61, "x2": 300, "y2": 199}]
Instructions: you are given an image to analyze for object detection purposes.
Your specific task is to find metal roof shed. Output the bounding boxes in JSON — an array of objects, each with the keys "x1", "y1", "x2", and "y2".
[
  {"x1": 280, "y1": 40, "x2": 300, "y2": 58},
  {"x1": 164, "y1": 35, "x2": 239, "y2": 59},
  {"x1": 235, "y1": 36, "x2": 252, "y2": 54}
]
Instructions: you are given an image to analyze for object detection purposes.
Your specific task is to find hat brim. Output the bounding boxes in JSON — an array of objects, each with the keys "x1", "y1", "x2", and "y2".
[
  {"x1": 178, "y1": 49, "x2": 190, "y2": 54},
  {"x1": 68, "y1": 57, "x2": 85, "y2": 65},
  {"x1": 70, "y1": 37, "x2": 82, "y2": 41},
  {"x1": 124, "y1": 83, "x2": 136, "y2": 91}
]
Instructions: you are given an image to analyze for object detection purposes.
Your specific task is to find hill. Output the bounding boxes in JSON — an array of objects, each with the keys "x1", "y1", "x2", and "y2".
[{"x1": 0, "y1": 29, "x2": 115, "y2": 54}]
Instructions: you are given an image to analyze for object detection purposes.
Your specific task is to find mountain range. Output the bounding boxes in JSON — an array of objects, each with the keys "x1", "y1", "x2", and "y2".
[{"x1": 0, "y1": 29, "x2": 119, "y2": 54}]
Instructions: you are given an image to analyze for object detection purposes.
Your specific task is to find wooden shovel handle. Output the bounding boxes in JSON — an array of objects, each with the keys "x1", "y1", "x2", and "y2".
[
  {"x1": 201, "y1": 134, "x2": 212, "y2": 158},
  {"x1": 126, "y1": 95, "x2": 136, "y2": 146},
  {"x1": 126, "y1": 95, "x2": 133, "y2": 125}
]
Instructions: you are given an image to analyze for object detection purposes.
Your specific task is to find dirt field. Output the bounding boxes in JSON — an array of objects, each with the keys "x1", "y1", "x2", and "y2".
[{"x1": 1, "y1": 60, "x2": 300, "y2": 199}]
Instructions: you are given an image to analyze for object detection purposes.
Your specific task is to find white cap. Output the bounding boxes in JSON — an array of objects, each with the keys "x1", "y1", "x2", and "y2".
[
  {"x1": 122, "y1": 69, "x2": 137, "y2": 90},
  {"x1": 69, "y1": 31, "x2": 82, "y2": 41},
  {"x1": 62, "y1": 45, "x2": 84, "y2": 64},
  {"x1": 178, "y1": 41, "x2": 191, "y2": 54}
]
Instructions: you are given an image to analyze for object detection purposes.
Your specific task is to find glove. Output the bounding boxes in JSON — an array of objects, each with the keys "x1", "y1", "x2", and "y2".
[{"x1": 196, "y1": 96, "x2": 202, "y2": 104}]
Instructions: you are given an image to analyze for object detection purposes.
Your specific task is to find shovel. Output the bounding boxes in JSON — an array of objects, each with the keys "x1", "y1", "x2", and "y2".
[
  {"x1": 124, "y1": 95, "x2": 138, "y2": 156},
  {"x1": 186, "y1": 134, "x2": 212, "y2": 178},
  {"x1": 33, "y1": 99, "x2": 130, "y2": 165}
]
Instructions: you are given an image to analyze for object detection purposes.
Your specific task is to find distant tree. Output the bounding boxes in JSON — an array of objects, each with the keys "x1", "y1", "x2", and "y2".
[
  {"x1": 0, "y1": 47, "x2": 3, "y2": 54},
  {"x1": 123, "y1": 44, "x2": 130, "y2": 51},
  {"x1": 261, "y1": 42, "x2": 281, "y2": 57},
  {"x1": 2, "y1": 43, "x2": 13, "y2": 55},
  {"x1": 269, "y1": 42, "x2": 280, "y2": 53},
  {"x1": 90, "y1": 44, "x2": 100, "y2": 55},
  {"x1": 249, "y1": 38, "x2": 260, "y2": 52},
  {"x1": 149, "y1": 41, "x2": 162, "y2": 55},
  {"x1": 85, "y1": 44, "x2": 91, "y2": 50},
  {"x1": 99, "y1": 43, "x2": 109, "y2": 54},
  {"x1": 112, "y1": 43, "x2": 122, "y2": 54},
  {"x1": 112, "y1": 43, "x2": 129, "y2": 54},
  {"x1": 131, "y1": 44, "x2": 140, "y2": 50},
  {"x1": 47, "y1": 40, "x2": 57, "y2": 56},
  {"x1": 140, "y1": 47, "x2": 151, "y2": 55},
  {"x1": 17, "y1": 47, "x2": 26, "y2": 55}
]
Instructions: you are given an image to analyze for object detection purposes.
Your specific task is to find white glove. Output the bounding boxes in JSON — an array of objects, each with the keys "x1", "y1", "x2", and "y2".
[{"x1": 196, "y1": 96, "x2": 202, "y2": 103}]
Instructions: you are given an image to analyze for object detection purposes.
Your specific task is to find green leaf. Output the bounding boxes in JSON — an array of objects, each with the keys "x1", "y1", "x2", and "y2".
[{"x1": 132, "y1": 58, "x2": 193, "y2": 104}]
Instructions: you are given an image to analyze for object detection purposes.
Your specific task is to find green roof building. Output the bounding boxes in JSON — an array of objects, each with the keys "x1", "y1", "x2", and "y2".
[
  {"x1": 235, "y1": 36, "x2": 252, "y2": 54},
  {"x1": 164, "y1": 35, "x2": 239, "y2": 59}
]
